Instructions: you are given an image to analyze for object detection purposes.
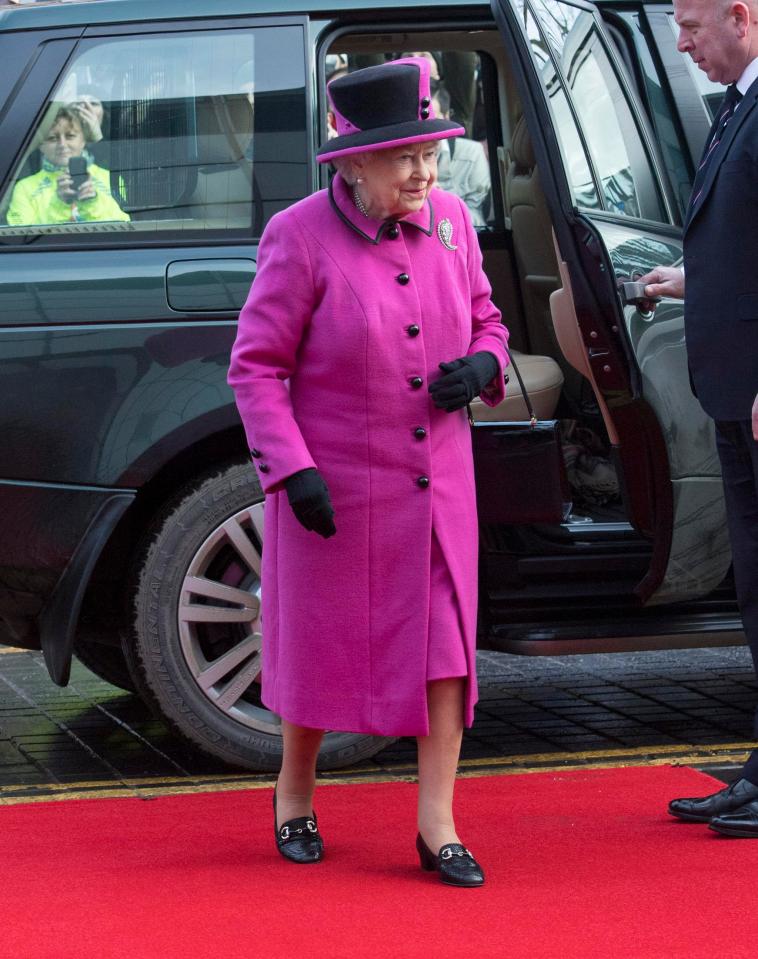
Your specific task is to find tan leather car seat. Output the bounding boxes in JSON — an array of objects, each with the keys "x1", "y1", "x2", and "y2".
[
  {"x1": 469, "y1": 114, "x2": 564, "y2": 423},
  {"x1": 502, "y1": 115, "x2": 582, "y2": 400},
  {"x1": 505, "y1": 115, "x2": 559, "y2": 307},
  {"x1": 469, "y1": 349, "x2": 563, "y2": 422}
]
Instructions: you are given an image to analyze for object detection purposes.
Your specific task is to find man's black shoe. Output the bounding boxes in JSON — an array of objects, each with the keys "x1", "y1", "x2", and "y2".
[
  {"x1": 668, "y1": 778, "x2": 758, "y2": 823},
  {"x1": 709, "y1": 799, "x2": 758, "y2": 838}
]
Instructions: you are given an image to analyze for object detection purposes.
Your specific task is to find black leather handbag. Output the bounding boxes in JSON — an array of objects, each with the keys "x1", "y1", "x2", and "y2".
[{"x1": 469, "y1": 350, "x2": 571, "y2": 526}]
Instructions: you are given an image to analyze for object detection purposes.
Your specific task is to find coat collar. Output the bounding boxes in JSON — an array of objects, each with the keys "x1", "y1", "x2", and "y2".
[
  {"x1": 685, "y1": 74, "x2": 758, "y2": 232},
  {"x1": 328, "y1": 172, "x2": 435, "y2": 244}
]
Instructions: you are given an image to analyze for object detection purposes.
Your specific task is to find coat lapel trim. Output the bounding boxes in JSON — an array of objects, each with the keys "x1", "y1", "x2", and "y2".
[
  {"x1": 328, "y1": 173, "x2": 434, "y2": 244},
  {"x1": 686, "y1": 76, "x2": 758, "y2": 232}
]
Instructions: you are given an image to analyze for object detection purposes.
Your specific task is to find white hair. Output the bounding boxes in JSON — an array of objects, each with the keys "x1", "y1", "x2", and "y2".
[
  {"x1": 331, "y1": 152, "x2": 377, "y2": 184},
  {"x1": 331, "y1": 141, "x2": 441, "y2": 183}
]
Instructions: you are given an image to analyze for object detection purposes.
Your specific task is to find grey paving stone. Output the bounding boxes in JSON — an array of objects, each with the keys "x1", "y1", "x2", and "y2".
[{"x1": 1, "y1": 646, "x2": 757, "y2": 787}]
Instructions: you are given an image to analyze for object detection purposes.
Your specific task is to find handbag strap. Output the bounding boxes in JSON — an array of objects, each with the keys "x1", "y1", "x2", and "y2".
[
  {"x1": 504, "y1": 348, "x2": 537, "y2": 426},
  {"x1": 468, "y1": 347, "x2": 538, "y2": 427}
]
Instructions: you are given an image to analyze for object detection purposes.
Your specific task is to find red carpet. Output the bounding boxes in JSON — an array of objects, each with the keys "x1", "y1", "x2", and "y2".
[{"x1": 3, "y1": 766, "x2": 758, "y2": 958}]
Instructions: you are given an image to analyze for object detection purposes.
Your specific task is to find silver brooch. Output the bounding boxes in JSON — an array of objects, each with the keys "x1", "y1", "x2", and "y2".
[{"x1": 437, "y1": 217, "x2": 457, "y2": 251}]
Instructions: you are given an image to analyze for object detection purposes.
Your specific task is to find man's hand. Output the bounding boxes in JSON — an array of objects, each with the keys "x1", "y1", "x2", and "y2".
[
  {"x1": 752, "y1": 392, "x2": 758, "y2": 442},
  {"x1": 638, "y1": 265, "x2": 685, "y2": 304}
]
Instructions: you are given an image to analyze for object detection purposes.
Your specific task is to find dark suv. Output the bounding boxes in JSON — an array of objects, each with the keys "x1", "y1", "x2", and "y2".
[{"x1": 0, "y1": 0, "x2": 741, "y2": 770}]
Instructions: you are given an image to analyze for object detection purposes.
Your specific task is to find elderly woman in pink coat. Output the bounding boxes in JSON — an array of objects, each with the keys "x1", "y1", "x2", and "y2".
[{"x1": 228, "y1": 57, "x2": 508, "y2": 887}]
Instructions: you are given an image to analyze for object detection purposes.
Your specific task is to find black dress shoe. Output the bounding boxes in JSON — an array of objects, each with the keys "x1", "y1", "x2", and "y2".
[
  {"x1": 416, "y1": 833, "x2": 484, "y2": 887},
  {"x1": 273, "y1": 792, "x2": 324, "y2": 863},
  {"x1": 668, "y1": 778, "x2": 758, "y2": 823},
  {"x1": 709, "y1": 799, "x2": 758, "y2": 838}
]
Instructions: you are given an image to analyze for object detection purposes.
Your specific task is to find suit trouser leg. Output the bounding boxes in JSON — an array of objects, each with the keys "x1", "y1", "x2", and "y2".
[{"x1": 714, "y1": 420, "x2": 758, "y2": 785}]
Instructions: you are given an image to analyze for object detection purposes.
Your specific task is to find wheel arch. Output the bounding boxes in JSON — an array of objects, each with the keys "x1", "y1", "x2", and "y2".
[{"x1": 75, "y1": 424, "x2": 250, "y2": 650}]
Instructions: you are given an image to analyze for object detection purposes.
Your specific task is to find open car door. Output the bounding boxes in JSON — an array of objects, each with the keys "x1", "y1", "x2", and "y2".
[{"x1": 490, "y1": 0, "x2": 730, "y2": 604}]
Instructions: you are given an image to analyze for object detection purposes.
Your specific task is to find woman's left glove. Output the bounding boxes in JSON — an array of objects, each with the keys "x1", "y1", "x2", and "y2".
[{"x1": 428, "y1": 351, "x2": 500, "y2": 412}]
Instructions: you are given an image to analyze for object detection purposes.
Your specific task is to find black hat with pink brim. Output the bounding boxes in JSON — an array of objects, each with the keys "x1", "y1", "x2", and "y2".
[{"x1": 317, "y1": 56, "x2": 464, "y2": 163}]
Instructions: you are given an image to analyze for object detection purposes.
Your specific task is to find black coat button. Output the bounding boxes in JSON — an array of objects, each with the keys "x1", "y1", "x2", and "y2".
[
  {"x1": 421, "y1": 97, "x2": 431, "y2": 108},
  {"x1": 420, "y1": 108, "x2": 430, "y2": 119},
  {"x1": 258, "y1": 463, "x2": 270, "y2": 473},
  {"x1": 408, "y1": 324, "x2": 420, "y2": 337},
  {"x1": 414, "y1": 426, "x2": 426, "y2": 439},
  {"x1": 417, "y1": 476, "x2": 430, "y2": 488},
  {"x1": 410, "y1": 376, "x2": 423, "y2": 389},
  {"x1": 396, "y1": 273, "x2": 410, "y2": 285},
  {"x1": 250, "y1": 448, "x2": 261, "y2": 459},
  {"x1": 387, "y1": 224, "x2": 400, "y2": 239}
]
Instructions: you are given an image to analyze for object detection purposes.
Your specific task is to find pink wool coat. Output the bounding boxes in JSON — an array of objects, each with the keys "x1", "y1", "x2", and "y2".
[{"x1": 228, "y1": 174, "x2": 509, "y2": 736}]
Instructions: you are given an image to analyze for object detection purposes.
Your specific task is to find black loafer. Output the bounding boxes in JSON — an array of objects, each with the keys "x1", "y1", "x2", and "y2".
[
  {"x1": 668, "y1": 778, "x2": 758, "y2": 823},
  {"x1": 273, "y1": 792, "x2": 324, "y2": 863},
  {"x1": 709, "y1": 799, "x2": 758, "y2": 838},
  {"x1": 416, "y1": 833, "x2": 484, "y2": 887}
]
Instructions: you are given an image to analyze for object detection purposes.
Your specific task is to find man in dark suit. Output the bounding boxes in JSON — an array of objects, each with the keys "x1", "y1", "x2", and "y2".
[{"x1": 642, "y1": 0, "x2": 758, "y2": 837}]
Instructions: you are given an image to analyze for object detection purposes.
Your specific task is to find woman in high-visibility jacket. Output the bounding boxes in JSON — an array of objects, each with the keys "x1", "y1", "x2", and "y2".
[{"x1": 6, "y1": 106, "x2": 129, "y2": 226}]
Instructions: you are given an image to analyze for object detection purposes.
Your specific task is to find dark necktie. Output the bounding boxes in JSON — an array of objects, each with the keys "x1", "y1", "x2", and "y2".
[{"x1": 690, "y1": 83, "x2": 743, "y2": 206}]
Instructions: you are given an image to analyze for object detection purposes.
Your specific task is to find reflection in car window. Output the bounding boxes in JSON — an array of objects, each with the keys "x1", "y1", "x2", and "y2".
[
  {"x1": 5, "y1": 105, "x2": 130, "y2": 227},
  {"x1": 613, "y1": 9, "x2": 692, "y2": 220},
  {"x1": 0, "y1": 27, "x2": 307, "y2": 241},
  {"x1": 527, "y1": 0, "x2": 666, "y2": 222},
  {"x1": 520, "y1": 4, "x2": 601, "y2": 211},
  {"x1": 566, "y1": 37, "x2": 643, "y2": 217}
]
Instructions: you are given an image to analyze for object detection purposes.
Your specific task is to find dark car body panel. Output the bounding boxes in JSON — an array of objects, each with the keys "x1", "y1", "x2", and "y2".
[{"x1": 0, "y1": 482, "x2": 131, "y2": 644}]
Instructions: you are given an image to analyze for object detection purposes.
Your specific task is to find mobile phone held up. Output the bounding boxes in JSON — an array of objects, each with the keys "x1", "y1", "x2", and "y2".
[{"x1": 68, "y1": 156, "x2": 88, "y2": 191}]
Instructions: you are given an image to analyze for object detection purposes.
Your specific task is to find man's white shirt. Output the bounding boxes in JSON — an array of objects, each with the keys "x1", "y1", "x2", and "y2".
[{"x1": 737, "y1": 55, "x2": 758, "y2": 97}]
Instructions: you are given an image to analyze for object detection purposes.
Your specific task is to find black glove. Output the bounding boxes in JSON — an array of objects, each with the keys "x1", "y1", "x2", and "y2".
[
  {"x1": 284, "y1": 468, "x2": 336, "y2": 538},
  {"x1": 428, "y1": 351, "x2": 500, "y2": 412}
]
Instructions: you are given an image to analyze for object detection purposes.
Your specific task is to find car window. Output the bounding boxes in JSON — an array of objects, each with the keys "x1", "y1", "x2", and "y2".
[
  {"x1": 518, "y1": 3, "x2": 602, "y2": 211},
  {"x1": 0, "y1": 25, "x2": 307, "y2": 243},
  {"x1": 609, "y1": 8, "x2": 692, "y2": 221},
  {"x1": 666, "y1": 12, "x2": 725, "y2": 121},
  {"x1": 325, "y1": 48, "x2": 496, "y2": 230},
  {"x1": 526, "y1": 0, "x2": 666, "y2": 223}
]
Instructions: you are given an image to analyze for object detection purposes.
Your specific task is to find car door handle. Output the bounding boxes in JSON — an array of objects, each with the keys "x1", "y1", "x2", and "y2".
[
  {"x1": 616, "y1": 279, "x2": 660, "y2": 320},
  {"x1": 166, "y1": 258, "x2": 256, "y2": 313}
]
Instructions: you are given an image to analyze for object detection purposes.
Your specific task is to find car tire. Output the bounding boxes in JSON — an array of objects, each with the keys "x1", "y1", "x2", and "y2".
[
  {"x1": 127, "y1": 460, "x2": 394, "y2": 772},
  {"x1": 73, "y1": 639, "x2": 137, "y2": 693}
]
